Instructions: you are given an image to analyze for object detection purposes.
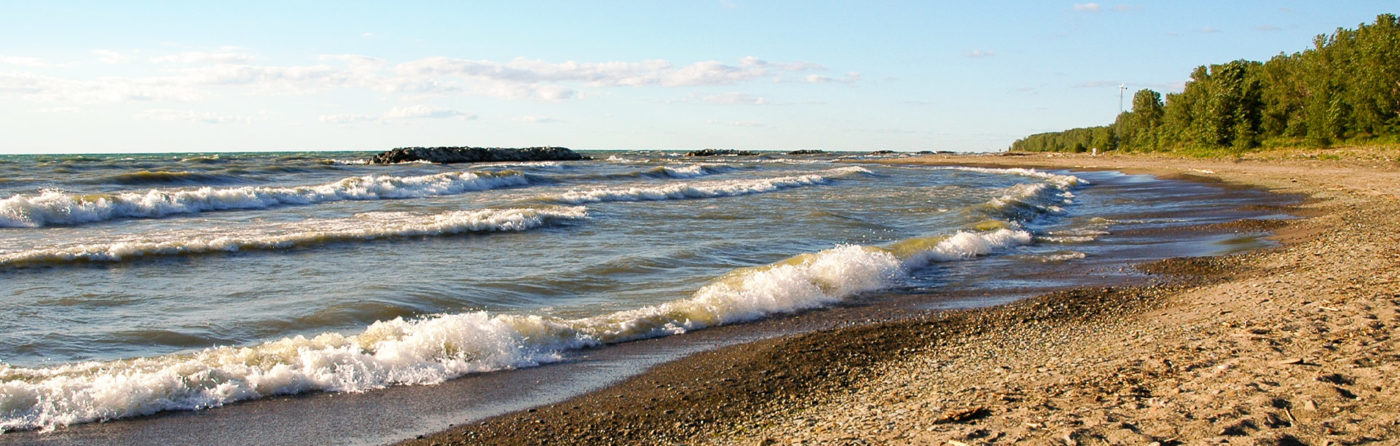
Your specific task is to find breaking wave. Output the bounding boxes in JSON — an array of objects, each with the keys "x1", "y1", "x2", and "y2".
[
  {"x1": 0, "y1": 170, "x2": 528, "y2": 228},
  {"x1": 963, "y1": 168, "x2": 1086, "y2": 223},
  {"x1": 941, "y1": 166, "x2": 1086, "y2": 188},
  {"x1": 0, "y1": 207, "x2": 587, "y2": 268},
  {"x1": 0, "y1": 224, "x2": 1025, "y2": 433},
  {"x1": 91, "y1": 170, "x2": 240, "y2": 186},
  {"x1": 552, "y1": 166, "x2": 871, "y2": 204},
  {"x1": 644, "y1": 164, "x2": 735, "y2": 179}
]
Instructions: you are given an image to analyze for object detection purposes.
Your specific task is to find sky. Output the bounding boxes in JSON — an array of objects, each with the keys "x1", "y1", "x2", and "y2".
[{"x1": 0, "y1": 1, "x2": 1394, "y2": 154}]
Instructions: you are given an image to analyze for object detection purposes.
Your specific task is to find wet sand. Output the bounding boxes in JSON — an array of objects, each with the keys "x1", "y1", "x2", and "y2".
[{"x1": 401, "y1": 149, "x2": 1400, "y2": 445}]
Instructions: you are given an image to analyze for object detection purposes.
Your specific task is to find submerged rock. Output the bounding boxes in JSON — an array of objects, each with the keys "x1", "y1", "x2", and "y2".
[{"x1": 370, "y1": 146, "x2": 588, "y2": 164}]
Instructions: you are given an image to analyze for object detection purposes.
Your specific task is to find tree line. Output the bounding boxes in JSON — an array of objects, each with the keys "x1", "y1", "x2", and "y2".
[{"x1": 1011, "y1": 14, "x2": 1400, "y2": 153}]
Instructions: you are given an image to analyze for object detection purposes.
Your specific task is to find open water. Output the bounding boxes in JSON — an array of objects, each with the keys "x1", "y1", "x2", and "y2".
[{"x1": 0, "y1": 150, "x2": 1282, "y2": 434}]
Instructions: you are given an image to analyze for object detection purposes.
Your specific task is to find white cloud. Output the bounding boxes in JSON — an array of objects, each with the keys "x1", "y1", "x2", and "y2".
[
  {"x1": 1201, "y1": 26, "x2": 1221, "y2": 33},
  {"x1": 0, "y1": 72, "x2": 203, "y2": 103},
  {"x1": 1, "y1": 51, "x2": 834, "y2": 106},
  {"x1": 174, "y1": 63, "x2": 349, "y2": 93},
  {"x1": 663, "y1": 60, "x2": 762, "y2": 86},
  {"x1": 383, "y1": 105, "x2": 472, "y2": 120},
  {"x1": 707, "y1": 119, "x2": 765, "y2": 128},
  {"x1": 702, "y1": 92, "x2": 767, "y2": 105},
  {"x1": 135, "y1": 108, "x2": 258, "y2": 124},
  {"x1": 151, "y1": 47, "x2": 256, "y2": 65},
  {"x1": 515, "y1": 115, "x2": 559, "y2": 124},
  {"x1": 965, "y1": 49, "x2": 994, "y2": 58},
  {"x1": 36, "y1": 106, "x2": 83, "y2": 113},
  {"x1": 393, "y1": 56, "x2": 677, "y2": 87},
  {"x1": 321, "y1": 105, "x2": 476, "y2": 124},
  {"x1": 385, "y1": 56, "x2": 821, "y2": 98},
  {"x1": 804, "y1": 71, "x2": 861, "y2": 84},
  {"x1": 1073, "y1": 3, "x2": 1101, "y2": 12},
  {"x1": 91, "y1": 49, "x2": 128, "y2": 64},
  {"x1": 318, "y1": 113, "x2": 377, "y2": 124},
  {"x1": 739, "y1": 56, "x2": 823, "y2": 71},
  {"x1": 1, "y1": 56, "x2": 53, "y2": 68}
]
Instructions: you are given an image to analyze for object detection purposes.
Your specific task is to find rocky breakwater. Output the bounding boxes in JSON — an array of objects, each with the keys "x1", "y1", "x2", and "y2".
[
  {"x1": 370, "y1": 146, "x2": 588, "y2": 164},
  {"x1": 685, "y1": 149, "x2": 759, "y2": 157}
]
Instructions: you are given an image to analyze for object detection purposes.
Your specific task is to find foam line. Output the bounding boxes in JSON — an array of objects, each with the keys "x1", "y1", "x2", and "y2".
[
  {"x1": 0, "y1": 170, "x2": 528, "y2": 228},
  {"x1": 0, "y1": 207, "x2": 587, "y2": 267}
]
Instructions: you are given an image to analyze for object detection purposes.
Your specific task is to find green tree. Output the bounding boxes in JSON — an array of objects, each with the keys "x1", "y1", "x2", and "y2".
[
  {"x1": 1010, "y1": 14, "x2": 1400, "y2": 153},
  {"x1": 1127, "y1": 89, "x2": 1165, "y2": 150}
]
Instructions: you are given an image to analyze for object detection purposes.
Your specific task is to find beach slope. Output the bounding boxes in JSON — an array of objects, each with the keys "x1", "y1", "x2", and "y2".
[{"x1": 402, "y1": 151, "x2": 1399, "y2": 445}]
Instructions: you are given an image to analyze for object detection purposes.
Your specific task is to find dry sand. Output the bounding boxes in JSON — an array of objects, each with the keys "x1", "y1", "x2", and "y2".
[{"x1": 402, "y1": 149, "x2": 1399, "y2": 446}]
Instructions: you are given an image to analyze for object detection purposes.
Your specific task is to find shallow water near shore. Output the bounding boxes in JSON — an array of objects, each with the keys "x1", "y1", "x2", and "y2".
[{"x1": 0, "y1": 151, "x2": 1294, "y2": 443}]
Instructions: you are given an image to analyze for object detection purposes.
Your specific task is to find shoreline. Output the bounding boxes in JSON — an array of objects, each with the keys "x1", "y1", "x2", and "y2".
[{"x1": 401, "y1": 152, "x2": 1398, "y2": 445}]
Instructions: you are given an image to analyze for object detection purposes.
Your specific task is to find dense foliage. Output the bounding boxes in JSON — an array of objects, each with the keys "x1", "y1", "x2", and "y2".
[{"x1": 1011, "y1": 14, "x2": 1400, "y2": 153}]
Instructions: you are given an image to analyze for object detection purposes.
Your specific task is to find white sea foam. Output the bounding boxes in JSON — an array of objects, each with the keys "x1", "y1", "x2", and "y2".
[
  {"x1": 899, "y1": 228, "x2": 1035, "y2": 268},
  {"x1": 965, "y1": 168, "x2": 1085, "y2": 222},
  {"x1": 473, "y1": 161, "x2": 566, "y2": 170},
  {"x1": 1038, "y1": 251, "x2": 1088, "y2": 262},
  {"x1": 553, "y1": 166, "x2": 871, "y2": 204},
  {"x1": 942, "y1": 166, "x2": 1086, "y2": 188},
  {"x1": 0, "y1": 170, "x2": 528, "y2": 228},
  {"x1": 0, "y1": 222, "x2": 1026, "y2": 433},
  {"x1": 1039, "y1": 228, "x2": 1110, "y2": 244},
  {"x1": 640, "y1": 164, "x2": 737, "y2": 179},
  {"x1": 0, "y1": 207, "x2": 587, "y2": 267},
  {"x1": 658, "y1": 165, "x2": 707, "y2": 178},
  {"x1": 987, "y1": 183, "x2": 1072, "y2": 214}
]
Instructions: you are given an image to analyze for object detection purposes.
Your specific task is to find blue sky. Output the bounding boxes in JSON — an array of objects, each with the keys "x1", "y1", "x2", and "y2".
[{"x1": 0, "y1": 1, "x2": 1393, "y2": 154}]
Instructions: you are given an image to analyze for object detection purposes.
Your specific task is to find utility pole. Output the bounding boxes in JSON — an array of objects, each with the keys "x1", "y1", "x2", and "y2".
[
  {"x1": 1115, "y1": 82, "x2": 1127, "y2": 152},
  {"x1": 1119, "y1": 83, "x2": 1127, "y2": 113},
  {"x1": 1120, "y1": 83, "x2": 1131, "y2": 113}
]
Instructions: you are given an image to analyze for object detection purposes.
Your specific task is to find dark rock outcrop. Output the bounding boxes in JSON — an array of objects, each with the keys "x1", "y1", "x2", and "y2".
[
  {"x1": 370, "y1": 146, "x2": 588, "y2": 164},
  {"x1": 685, "y1": 149, "x2": 758, "y2": 157},
  {"x1": 787, "y1": 149, "x2": 826, "y2": 155}
]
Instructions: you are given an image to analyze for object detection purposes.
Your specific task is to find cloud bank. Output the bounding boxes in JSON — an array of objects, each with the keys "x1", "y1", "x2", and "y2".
[{"x1": 1, "y1": 50, "x2": 842, "y2": 106}]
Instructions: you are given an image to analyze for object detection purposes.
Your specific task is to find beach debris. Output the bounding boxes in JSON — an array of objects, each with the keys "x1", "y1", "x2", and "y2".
[
  {"x1": 1265, "y1": 412, "x2": 1293, "y2": 428},
  {"x1": 934, "y1": 406, "x2": 992, "y2": 424},
  {"x1": 1218, "y1": 419, "x2": 1258, "y2": 436},
  {"x1": 1279, "y1": 357, "x2": 1318, "y2": 366},
  {"x1": 1316, "y1": 373, "x2": 1354, "y2": 385},
  {"x1": 1333, "y1": 386, "x2": 1359, "y2": 399}
]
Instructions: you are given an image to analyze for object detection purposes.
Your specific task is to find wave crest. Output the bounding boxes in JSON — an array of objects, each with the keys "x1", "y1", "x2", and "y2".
[
  {"x1": 0, "y1": 170, "x2": 528, "y2": 228},
  {"x1": 553, "y1": 167, "x2": 871, "y2": 204},
  {"x1": 0, "y1": 207, "x2": 587, "y2": 267},
  {"x1": 0, "y1": 221, "x2": 1031, "y2": 432}
]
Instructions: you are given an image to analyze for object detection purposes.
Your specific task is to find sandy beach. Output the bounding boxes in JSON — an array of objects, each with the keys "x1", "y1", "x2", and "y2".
[{"x1": 402, "y1": 149, "x2": 1399, "y2": 445}]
